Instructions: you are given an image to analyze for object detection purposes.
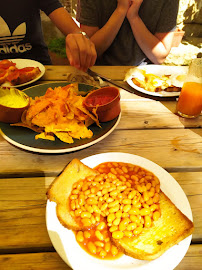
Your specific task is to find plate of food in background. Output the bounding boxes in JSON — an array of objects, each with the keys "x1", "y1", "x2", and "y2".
[
  {"x1": 0, "y1": 82, "x2": 121, "y2": 154},
  {"x1": 0, "y1": 59, "x2": 45, "y2": 87},
  {"x1": 125, "y1": 65, "x2": 188, "y2": 97},
  {"x1": 46, "y1": 152, "x2": 194, "y2": 270}
]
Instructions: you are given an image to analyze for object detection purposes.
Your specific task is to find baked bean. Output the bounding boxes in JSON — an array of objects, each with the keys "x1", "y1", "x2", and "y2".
[
  {"x1": 144, "y1": 216, "x2": 152, "y2": 228},
  {"x1": 120, "y1": 175, "x2": 127, "y2": 182},
  {"x1": 108, "y1": 200, "x2": 119, "y2": 208},
  {"x1": 130, "y1": 215, "x2": 140, "y2": 224},
  {"x1": 133, "y1": 226, "x2": 143, "y2": 235},
  {"x1": 81, "y1": 218, "x2": 92, "y2": 227},
  {"x1": 95, "y1": 230, "x2": 104, "y2": 241},
  {"x1": 123, "y1": 204, "x2": 131, "y2": 213},
  {"x1": 81, "y1": 212, "x2": 91, "y2": 219},
  {"x1": 106, "y1": 197, "x2": 114, "y2": 203},
  {"x1": 153, "y1": 211, "x2": 161, "y2": 221},
  {"x1": 127, "y1": 223, "x2": 137, "y2": 231},
  {"x1": 84, "y1": 190, "x2": 90, "y2": 196},
  {"x1": 143, "y1": 191, "x2": 150, "y2": 202},
  {"x1": 76, "y1": 231, "x2": 84, "y2": 242},
  {"x1": 124, "y1": 231, "x2": 133, "y2": 237},
  {"x1": 111, "y1": 168, "x2": 117, "y2": 174},
  {"x1": 109, "y1": 205, "x2": 120, "y2": 213},
  {"x1": 87, "y1": 198, "x2": 97, "y2": 205},
  {"x1": 110, "y1": 190, "x2": 119, "y2": 197},
  {"x1": 113, "y1": 218, "x2": 121, "y2": 226},
  {"x1": 95, "y1": 241, "x2": 104, "y2": 247},
  {"x1": 107, "y1": 213, "x2": 115, "y2": 223},
  {"x1": 140, "y1": 208, "x2": 151, "y2": 216},
  {"x1": 117, "y1": 185, "x2": 127, "y2": 191},
  {"x1": 129, "y1": 207, "x2": 140, "y2": 215},
  {"x1": 156, "y1": 184, "x2": 160, "y2": 193},
  {"x1": 97, "y1": 221, "x2": 106, "y2": 231},
  {"x1": 111, "y1": 245, "x2": 119, "y2": 256},
  {"x1": 92, "y1": 205, "x2": 101, "y2": 214},
  {"x1": 153, "y1": 193, "x2": 160, "y2": 203},
  {"x1": 75, "y1": 209, "x2": 82, "y2": 217},
  {"x1": 109, "y1": 225, "x2": 118, "y2": 232},
  {"x1": 104, "y1": 242, "x2": 111, "y2": 252},
  {"x1": 112, "y1": 231, "x2": 124, "y2": 239},
  {"x1": 84, "y1": 231, "x2": 91, "y2": 239},
  {"x1": 128, "y1": 190, "x2": 136, "y2": 200},
  {"x1": 146, "y1": 182, "x2": 152, "y2": 190},
  {"x1": 122, "y1": 212, "x2": 129, "y2": 218},
  {"x1": 101, "y1": 203, "x2": 108, "y2": 211},
  {"x1": 147, "y1": 198, "x2": 153, "y2": 205},
  {"x1": 100, "y1": 250, "x2": 107, "y2": 257},
  {"x1": 85, "y1": 205, "x2": 94, "y2": 213},
  {"x1": 87, "y1": 242, "x2": 97, "y2": 254}
]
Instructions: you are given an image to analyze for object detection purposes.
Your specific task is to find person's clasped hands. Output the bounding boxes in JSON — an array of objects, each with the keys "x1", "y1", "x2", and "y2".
[
  {"x1": 65, "y1": 32, "x2": 97, "y2": 72},
  {"x1": 127, "y1": 0, "x2": 143, "y2": 21}
]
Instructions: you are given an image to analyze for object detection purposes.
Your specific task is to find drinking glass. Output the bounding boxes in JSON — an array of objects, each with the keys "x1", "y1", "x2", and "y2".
[{"x1": 176, "y1": 58, "x2": 202, "y2": 118}]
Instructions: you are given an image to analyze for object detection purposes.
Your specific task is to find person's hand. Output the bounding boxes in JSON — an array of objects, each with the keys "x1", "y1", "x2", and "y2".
[
  {"x1": 65, "y1": 33, "x2": 97, "y2": 72},
  {"x1": 117, "y1": 0, "x2": 131, "y2": 13},
  {"x1": 127, "y1": 0, "x2": 143, "y2": 21}
]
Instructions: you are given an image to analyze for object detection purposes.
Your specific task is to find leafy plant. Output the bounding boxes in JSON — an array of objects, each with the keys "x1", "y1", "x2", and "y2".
[{"x1": 48, "y1": 37, "x2": 66, "y2": 58}]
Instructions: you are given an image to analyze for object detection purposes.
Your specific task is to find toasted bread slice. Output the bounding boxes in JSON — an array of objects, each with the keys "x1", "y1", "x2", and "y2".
[
  {"x1": 47, "y1": 158, "x2": 98, "y2": 230},
  {"x1": 113, "y1": 191, "x2": 194, "y2": 260}
]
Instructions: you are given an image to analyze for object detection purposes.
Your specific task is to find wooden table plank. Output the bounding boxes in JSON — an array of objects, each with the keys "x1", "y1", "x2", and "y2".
[
  {"x1": 0, "y1": 172, "x2": 201, "y2": 251},
  {"x1": 1, "y1": 244, "x2": 201, "y2": 270},
  {"x1": 0, "y1": 128, "x2": 201, "y2": 176},
  {"x1": 119, "y1": 100, "x2": 202, "y2": 128}
]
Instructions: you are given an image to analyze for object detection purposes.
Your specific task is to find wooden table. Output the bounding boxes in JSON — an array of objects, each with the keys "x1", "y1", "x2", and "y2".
[{"x1": 0, "y1": 66, "x2": 201, "y2": 270}]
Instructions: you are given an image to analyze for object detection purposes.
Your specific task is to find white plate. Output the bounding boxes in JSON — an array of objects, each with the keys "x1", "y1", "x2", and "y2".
[
  {"x1": 126, "y1": 65, "x2": 188, "y2": 97},
  {"x1": 1, "y1": 58, "x2": 45, "y2": 87},
  {"x1": 46, "y1": 152, "x2": 193, "y2": 270}
]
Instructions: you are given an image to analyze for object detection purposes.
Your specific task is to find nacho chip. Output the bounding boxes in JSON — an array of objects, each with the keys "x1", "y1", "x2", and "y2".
[
  {"x1": 35, "y1": 132, "x2": 55, "y2": 141},
  {"x1": 12, "y1": 83, "x2": 100, "y2": 144}
]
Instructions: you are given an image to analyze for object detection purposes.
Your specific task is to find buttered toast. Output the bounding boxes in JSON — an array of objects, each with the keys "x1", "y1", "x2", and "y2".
[
  {"x1": 47, "y1": 158, "x2": 98, "y2": 230},
  {"x1": 113, "y1": 191, "x2": 194, "y2": 260}
]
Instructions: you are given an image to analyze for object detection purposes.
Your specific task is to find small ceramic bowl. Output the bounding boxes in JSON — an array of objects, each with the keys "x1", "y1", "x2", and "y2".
[
  {"x1": 84, "y1": 86, "x2": 121, "y2": 122},
  {"x1": 0, "y1": 87, "x2": 30, "y2": 123}
]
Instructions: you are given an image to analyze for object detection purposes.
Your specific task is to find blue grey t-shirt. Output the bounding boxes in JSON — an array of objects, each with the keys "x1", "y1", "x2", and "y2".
[
  {"x1": 0, "y1": 0, "x2": 62, "y2": 64},
  {"x1": 77, "y1": 0, "x2": 179, "y2": 66}
]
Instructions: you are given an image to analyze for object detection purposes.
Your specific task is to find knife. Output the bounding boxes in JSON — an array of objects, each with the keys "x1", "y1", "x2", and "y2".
[{"x1": 87, "y1": 69, "x2": 136, "y2": 94}]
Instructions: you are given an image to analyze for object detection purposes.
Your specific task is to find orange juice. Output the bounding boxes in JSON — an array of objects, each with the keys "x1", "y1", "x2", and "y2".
[{"x1": 176, "y1": 82, "x2": 202, "y2": 118}]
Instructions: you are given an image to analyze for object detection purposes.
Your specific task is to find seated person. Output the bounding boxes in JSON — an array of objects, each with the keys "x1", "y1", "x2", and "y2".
[
  {"x1": 76, "y1": 0, "x2": 179, "y2": 66},
  {"x1": 0, "y1": 0, "x2": 96, "y2": 71}
]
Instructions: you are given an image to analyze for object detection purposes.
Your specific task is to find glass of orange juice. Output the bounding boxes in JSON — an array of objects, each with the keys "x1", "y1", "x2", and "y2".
[{"x1": 176, "y1": 58, "x2": 202, "y2": 118}]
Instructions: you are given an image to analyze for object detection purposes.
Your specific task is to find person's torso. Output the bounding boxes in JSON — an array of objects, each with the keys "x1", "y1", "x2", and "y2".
[
  {"x1": 78, "y1": 0, "x2": 176, "y2": 66},
  {"x1": 0, "y1": 0, "x2": 51, "y2": 64}
]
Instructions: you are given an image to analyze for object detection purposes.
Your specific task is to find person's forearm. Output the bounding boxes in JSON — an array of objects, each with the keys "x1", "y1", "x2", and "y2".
[
  {"x1": 129, "y1": 16, "x2": 171, "y2": 64},
  {"x1": 88, "y1": 8, "x2": 127, "y2": 56},
  {"x1": 49, "y1": 7, "x2": 80, "y2": 35}
]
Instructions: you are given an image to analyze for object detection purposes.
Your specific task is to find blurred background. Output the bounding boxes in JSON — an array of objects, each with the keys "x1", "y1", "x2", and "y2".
[{"x1": 41, "y1": 0, "x2": 202, "y2": 65}]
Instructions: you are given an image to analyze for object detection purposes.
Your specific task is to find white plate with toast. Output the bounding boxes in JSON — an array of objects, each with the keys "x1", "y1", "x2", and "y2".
[
  {"x1": 1, "y1": 59, "x2": 45, "y2": 87},
  {"x1": 125, "y1": 65, "x2": 188, "y2": 97},
  {"x1": 46, "y1": 152, "x2": 193, "y2": 270}
]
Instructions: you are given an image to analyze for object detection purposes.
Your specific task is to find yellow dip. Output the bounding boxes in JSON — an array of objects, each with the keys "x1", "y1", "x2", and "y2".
[{"x1": 0, "y1": 88, "x2": 29, "y2": 108}]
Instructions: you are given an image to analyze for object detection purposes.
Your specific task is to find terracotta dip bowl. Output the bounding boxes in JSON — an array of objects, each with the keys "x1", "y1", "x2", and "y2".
[
  {"x1": 84, "y1": 86, "x2": 121, "y2": 122},
  {"x1": 0, "y1": 87, "x2": 30, "y2": 123}
]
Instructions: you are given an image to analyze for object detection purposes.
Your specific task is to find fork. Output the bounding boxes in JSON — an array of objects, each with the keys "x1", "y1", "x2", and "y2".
[{"x1": 87, "y1": 69, "x2": 109, "y2": 88}]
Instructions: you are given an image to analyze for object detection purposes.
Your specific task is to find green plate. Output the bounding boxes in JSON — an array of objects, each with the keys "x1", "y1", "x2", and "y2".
[{"x1": 0, "y1": 82, "x2": 121, "y2": 154}]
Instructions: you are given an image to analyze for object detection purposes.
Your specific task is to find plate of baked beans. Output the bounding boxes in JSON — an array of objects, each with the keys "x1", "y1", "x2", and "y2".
[{"x1": 46, "y1": 152, "x2": 193, "y2": 270}]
